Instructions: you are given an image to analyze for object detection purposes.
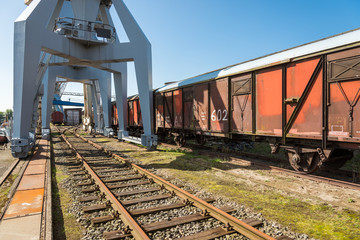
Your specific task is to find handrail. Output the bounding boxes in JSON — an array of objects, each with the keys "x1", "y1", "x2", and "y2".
[{"x1": 54, "y1": 17, "x2": 116, "y2": 43}]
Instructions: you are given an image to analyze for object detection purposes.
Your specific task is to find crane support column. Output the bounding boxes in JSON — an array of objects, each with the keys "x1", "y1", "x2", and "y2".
[
  {"x1": 98, "y1": 72, "x2": 113, "y2": 137},
  {"x1": 112, "y1": 0, "x2": 157, "y2": 148},
  {"x1": 41, "y1": 69, "x2": 57, "y2": 139},
  {"x1": 91, "y1": 84, "x2": 100, "y2": 132},
  {"x1": 113, "y1": 64, "x2": 128, "y2": 139}
]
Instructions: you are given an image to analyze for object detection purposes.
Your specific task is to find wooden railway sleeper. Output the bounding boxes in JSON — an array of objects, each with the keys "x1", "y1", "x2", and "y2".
[
  {"x1": 70, "y1": 128, "x2": 276, "y2": 240},
  {"x1": 57, "y1": 130, "x2": 150, "y2": 240}
]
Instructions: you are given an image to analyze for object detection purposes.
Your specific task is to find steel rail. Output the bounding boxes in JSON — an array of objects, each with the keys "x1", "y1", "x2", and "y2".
[
  {"x1": 74, "y1": 132, "x2": 276, "y2": 240},
  {"x1": 55, "y1": 127, "x2": 150, "y2": 240},
  {"x1": 0, "y1": 159, "x2": 20, "y2": 187}
]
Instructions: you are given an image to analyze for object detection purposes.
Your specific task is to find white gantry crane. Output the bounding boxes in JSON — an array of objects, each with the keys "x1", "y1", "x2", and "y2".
[{"x1": 12, "y1": 0, "x2": 157, "y2": 158}]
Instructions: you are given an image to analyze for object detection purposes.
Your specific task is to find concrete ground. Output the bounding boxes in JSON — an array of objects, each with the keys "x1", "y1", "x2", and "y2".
[{"x1": 0, "y1": 148, "x2": 16, "y2": 177}]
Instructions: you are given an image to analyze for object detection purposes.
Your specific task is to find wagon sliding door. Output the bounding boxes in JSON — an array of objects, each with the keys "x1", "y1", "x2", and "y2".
[
  {"x1": 284, "y1": 57, "x2": 323, "y2": 139},
  {"x1": 231, "y1": 74, "x2": 252, "y2": 134},
  {"x1": 328, "y1": 48, "x2": 360, "y2": 141}
]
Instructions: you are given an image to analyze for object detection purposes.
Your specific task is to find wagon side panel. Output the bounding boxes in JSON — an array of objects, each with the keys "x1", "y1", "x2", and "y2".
[
  {"x1": 256, "y1": 67, "x2": 283, "y2": 135},
  {"x1": 183, "y1": 87, "x2": 194, "y2": 130},
  {"x1": 128, "y1": 101, "x2": 134, "y2": 126},
  {"x1": 210, "y1": 78, "x2": 228, "y2": 133},
  {"x1": 328, "y1": 47, "x2": 360, "y2": 141},
  {"x1": 164, "y1": 92, "x2": 173, "y2": 129},
  {"x1": 173, "y1": 90, "x2": 183, "y2": 129},
  {"x1": 155, "y1": 93, "x2": 164, "y2": 130},
  {"x1": 193, "y1": 83, "x2": 209, "y2": 131},
  {"x1": 231, "y1": 74, "x2": 252, "y2": 133},
  {"x1": 112, "y1": 103, "x2": 118, "y2": 127}
]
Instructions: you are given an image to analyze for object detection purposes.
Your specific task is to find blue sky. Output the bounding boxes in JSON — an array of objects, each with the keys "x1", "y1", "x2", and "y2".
[{"x1": 1, "y1": 0, "x2": 360, "y2": 111}]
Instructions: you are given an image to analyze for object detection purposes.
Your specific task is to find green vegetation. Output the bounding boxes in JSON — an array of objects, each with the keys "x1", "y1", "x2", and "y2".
[
  {"x1": 247, "y1": 142, "x2": 287, "y2": 160},
  {"x1": 52, "y1": 166, "x2": 83, "y2": 240},
  {"x1": 0, "y1": 109, "x2": 13, "y2": 124},
  {"x1": 0, "y1": 174, "x2": 17, "y2": 213},
  {"x1": 124, "y1": 145, "x2": 360, "y2": 240},
  {"x1": 94, "y1": 138, "x2": 111, "y2": 142},
  {"x1": 343, "y1": 150, "x2": 360, "y2": 172}
]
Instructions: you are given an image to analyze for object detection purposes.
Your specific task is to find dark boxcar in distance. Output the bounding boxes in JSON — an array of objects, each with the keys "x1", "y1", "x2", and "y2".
[{"x1": 64, "y1": 108, "x2": 82, "y2": 125}]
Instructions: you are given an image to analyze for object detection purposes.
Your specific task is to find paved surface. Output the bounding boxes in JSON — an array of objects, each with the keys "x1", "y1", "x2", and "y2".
[
  {"x1": 0, "y1": 148, "x2": 16, "y2": 177},
  {"x1": 0, "y1": 215, "x2": 42, "y2": 240},
  {"x1": 0, "y1": 140, "x2": 50, "y2": 240}
]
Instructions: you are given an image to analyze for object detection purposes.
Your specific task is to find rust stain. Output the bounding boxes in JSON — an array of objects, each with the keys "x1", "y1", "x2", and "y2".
[{"x1": 4, "y1": 189, "x2": 44, "y2": 219}]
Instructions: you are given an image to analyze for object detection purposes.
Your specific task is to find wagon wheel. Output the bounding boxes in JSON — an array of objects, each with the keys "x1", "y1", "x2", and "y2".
[
  {"x1": 174, "y1": 133, "x2": 186, "y2": 147},
  {"x1": 195, "y1": 134, "x2": 207, "y2": 146},
  {"x1": 287, "y1": 151, "x2": 320, "y2": 174},
  {"x1": 323, "y1": 149, "x2": 353, "y2": 169}
]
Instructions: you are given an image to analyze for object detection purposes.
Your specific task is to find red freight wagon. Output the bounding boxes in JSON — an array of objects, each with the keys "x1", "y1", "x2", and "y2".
[
  {"x1": 51, "y1": 111, "x2": 64, "y2": 124},
  {"x1": 112, "y1": 29, "x2": 360, "y2": 173},
  {"x1": 153, "y1": 29, "x2": 360, "y2": 173},
  {"x1": 127, "y1": 96, "x2": 143, "y2": 136},
  {"x1": 112, "y1": 102, "x2": 118, "y2": 128}
]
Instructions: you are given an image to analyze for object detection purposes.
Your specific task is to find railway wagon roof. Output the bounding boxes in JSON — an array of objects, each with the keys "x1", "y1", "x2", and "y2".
[{"x1": 156, "y1": 28, "x2": 360, "y2": 93}]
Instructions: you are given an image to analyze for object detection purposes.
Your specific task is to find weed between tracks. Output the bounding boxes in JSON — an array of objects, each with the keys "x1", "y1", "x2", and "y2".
[
  {"x1": 109, "y1": 142, "x2": 360, "y2": 240},
  {"x1": 52, "y1": 140, "x2": 83, "y2": 240},
  {"x1": 0, "y1": 174, "x2": 17, "y2": 213}
]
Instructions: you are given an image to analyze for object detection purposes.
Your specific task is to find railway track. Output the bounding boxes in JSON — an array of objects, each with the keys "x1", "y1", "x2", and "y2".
[
  {"x1": 0, "y1": 159, "x2": 20, "y2": 187},
  {"x1": 159, "y1": 142, "x2": 360, "y2": 191},
  {"x1": 54, "y1": 126, "x2": 292, "y2": 240}
]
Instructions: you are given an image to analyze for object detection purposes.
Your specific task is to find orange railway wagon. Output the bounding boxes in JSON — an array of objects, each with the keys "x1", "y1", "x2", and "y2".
[{"x1": 113, "y1": 29, "x2": 360, "y2": 173}]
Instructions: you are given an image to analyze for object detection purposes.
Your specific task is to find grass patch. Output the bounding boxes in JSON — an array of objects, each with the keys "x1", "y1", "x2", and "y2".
[
  {"x1": 247, "y1": 142, "x2": 287, "y2": 160},
  {"x1": 169, "y1": 168, "x2": 360, "y2": 240},
  {"x1": 0, "y1": 174, "x2": 17, "y2": 212},
  {"x1": 125, "y1": 146, "x2": 360, "y2": 240},
  {"x1": 95, "y1": 138, "x2": 111, "y2": 143},
  {"x1": 343, "y1": 150, "x2": 360, "y2": 172},
  {"x1": 51, "y1": 132, "x2": 61, "y2": 137},
  {"x1": 52, "y1": 166, "x2": 83, "y2": 240}
]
